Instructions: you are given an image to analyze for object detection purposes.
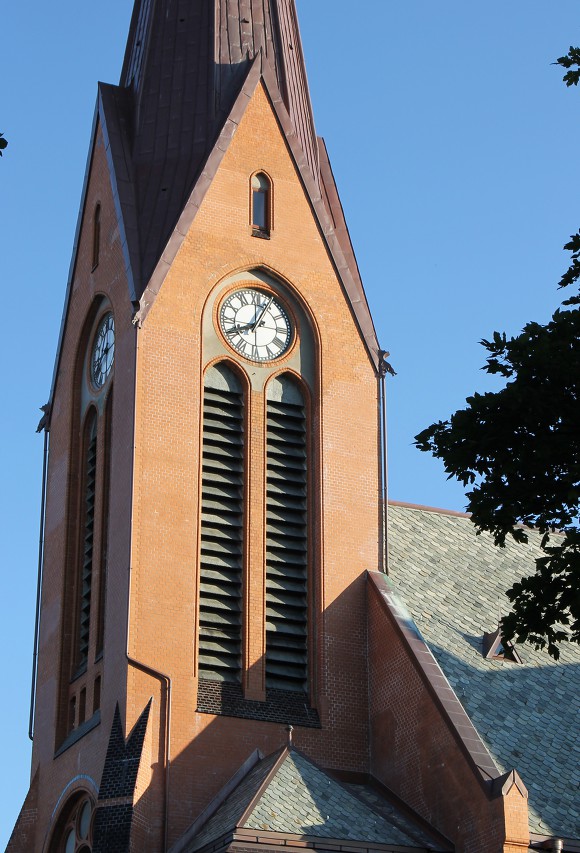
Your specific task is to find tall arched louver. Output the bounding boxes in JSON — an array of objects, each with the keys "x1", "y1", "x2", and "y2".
[
  {"x1": 265, "y1": 375, "x2": 308, "y2": 692},
  {"x1": 198, "y1": 364, "x2": 245, "y2": 683}
]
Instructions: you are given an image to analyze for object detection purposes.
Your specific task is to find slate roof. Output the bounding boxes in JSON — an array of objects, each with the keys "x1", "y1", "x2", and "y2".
[
  {"x1": 387, "y1": 502, "x2": 580, "y2": 842},
  {"x1": 188, "y1": 748, "x2": 445, "y2": 852}
]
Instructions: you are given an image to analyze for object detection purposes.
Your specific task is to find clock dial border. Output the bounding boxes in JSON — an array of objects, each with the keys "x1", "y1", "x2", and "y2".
[
  {"x1": 90, "y1": 311, "x2": 115, "y2": 390},
  {"x1": 218, "y1": 288, "x2": 294, "y2": 363}
]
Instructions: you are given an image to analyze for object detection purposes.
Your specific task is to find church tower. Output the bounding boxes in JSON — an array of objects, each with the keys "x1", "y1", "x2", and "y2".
[
  {"x1": 9, "y1": 2, "x2": 537, "y2": 851},
  {"x1": 9, "y1": 2, "x2": 385, "y2": 850}
]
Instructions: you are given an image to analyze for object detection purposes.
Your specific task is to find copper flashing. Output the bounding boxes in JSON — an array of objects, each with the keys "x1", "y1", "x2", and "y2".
[
  {"x1": 368, "y1": 571, "x2": 501, "y2": 787},
  {"x1": 388, "y1": 500, "x2": 471, "y2": 519},
  {"x1": 490, "y1": 769, "x2": 528, "y2": 800},
  {"x1": 482, "y1": 626, "x2": 524, "y2": 664},
  {"x1": 133, "y1": 56, "x2": 381, "y2": 370},
  {"x1": 170, "y1": 749, "x2": 266, "y2": 853},
  {"x1": 98, "y1": 83, "x2": 141, "y2": 303},
  {"x1": 529, "y1": 835, "x2": 580, "y2": 852}
]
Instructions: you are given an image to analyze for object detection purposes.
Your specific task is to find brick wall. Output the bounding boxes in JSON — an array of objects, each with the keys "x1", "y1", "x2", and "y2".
[
  {"x1": 367, "y1": 573, "x2": 530, "y2": 853},
  {"x1": 13, "y1": 120, "x2": 136, "y2": 850},
  {"x1": 127, "y1": 80, "x2": 380, "y2": 847}
]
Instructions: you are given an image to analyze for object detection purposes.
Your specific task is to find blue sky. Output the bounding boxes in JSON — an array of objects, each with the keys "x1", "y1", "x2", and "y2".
[{"x1": 1, "y1": 1, "x2": 579, "y2": 845}]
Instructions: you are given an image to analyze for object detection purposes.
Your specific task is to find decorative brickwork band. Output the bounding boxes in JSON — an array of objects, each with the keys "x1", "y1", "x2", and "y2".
[{"x1": 197, "y1": 678, "x2": 320, "y2": 727}]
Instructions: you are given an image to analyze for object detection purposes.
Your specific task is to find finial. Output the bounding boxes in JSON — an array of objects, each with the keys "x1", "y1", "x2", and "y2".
[
  {"x1": 36, "y1": 403, "x2": 51, "y2": 433},
  {"x1": 286, "y1": 724, "x2": 294, "y2": 747},
  {"x1": 378, "y1": 349, "x2": 397, "y2": 378}
]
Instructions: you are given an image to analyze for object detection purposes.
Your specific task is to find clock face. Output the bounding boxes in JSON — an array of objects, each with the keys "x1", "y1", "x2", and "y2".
[
  {"x1": 219, "y1": 289, "x2": 292, "y2": 362},
  {"x1": 91, "y1": 312, "x2": 115, "y2": 389}
]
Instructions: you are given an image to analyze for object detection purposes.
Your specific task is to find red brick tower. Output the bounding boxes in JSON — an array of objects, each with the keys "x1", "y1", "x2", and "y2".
[
  {"x1": 8, "y1": 3, "x2": 535, "y2": 852},
  {"x1": 8, "y1": 2, "x2": 384, "y2": 850}
]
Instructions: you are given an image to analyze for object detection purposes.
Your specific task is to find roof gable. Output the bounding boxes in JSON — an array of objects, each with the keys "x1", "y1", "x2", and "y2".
[
  {"x1": 185, "y1": 748, "x2": 440, "y2": 853},
  {"x1": 130, "y1": 55, "x2": 380, "y2": 367}
]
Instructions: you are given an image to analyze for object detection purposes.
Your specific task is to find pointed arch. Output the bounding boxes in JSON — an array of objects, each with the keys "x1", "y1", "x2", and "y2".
[
  {"x1": 47, "y1": 790, "x2": 96, "y2": 853},
  {"x1": 265, "y1": 373, "x2": 309, "y2": 692},
  {"x1": 198, "y1": 362, "x2": 247, "y2": 683},
  {"x1": 251, "y1": 171, "x2": 272, "y2": 236}
]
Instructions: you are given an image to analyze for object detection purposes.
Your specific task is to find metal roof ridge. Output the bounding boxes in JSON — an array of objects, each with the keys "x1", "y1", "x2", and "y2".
[{"x1": 388, "y1": 500, "x2": 471, "y2": 519}]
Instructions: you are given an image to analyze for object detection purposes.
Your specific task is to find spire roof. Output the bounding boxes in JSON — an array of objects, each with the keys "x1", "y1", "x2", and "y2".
[{"x1": 118, "y1": 0, "x2": 319, "y2": 288}]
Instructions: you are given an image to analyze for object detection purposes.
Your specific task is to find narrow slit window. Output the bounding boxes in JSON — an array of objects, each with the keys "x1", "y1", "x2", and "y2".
[
  {"x1": 265, "y1": 375, "x2": 308, "y2": 693},
  {"x1": 93, "y1": 675, "x2": 101, "y2": 713},
  {"x1": 251, "y1": 173, "x2": 271, "y2": 235},
  {"x1": 78, "y1": 688, "x2": 87, "y2": 725},
  {"x1": 198, "y1": 364, "x2": 245, "y2": 684},
  {"x1": 92, "y1": 204, "x2": 101, "y2": 269},
  {"x1": 69, "y1": 696, "x2": 77, "y2": 732}
]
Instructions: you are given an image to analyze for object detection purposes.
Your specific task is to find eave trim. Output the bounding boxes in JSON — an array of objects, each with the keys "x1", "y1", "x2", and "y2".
[
  {"x1": 368, "y1": 571, "x2": 501, "y2": 789},
  {"x1": 133, "y1": 52, "x2": 381, "y2": 372}
]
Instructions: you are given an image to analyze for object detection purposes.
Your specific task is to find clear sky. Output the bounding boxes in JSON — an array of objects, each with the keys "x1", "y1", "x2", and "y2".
[{"x1": 1, "y1": 0, "x2": 579, "y2": 846}]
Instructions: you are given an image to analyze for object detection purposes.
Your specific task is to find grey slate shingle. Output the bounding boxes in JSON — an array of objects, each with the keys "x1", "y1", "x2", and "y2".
[
  {"x1": 245, "y1": 751, "x2": 424, "y2": 846},
  {"x1": 388, "y1": 504, "x2": 580, "y2": 841},
  {"x1": 191, "y1": 748, "x2": 441, "y2": 851}
]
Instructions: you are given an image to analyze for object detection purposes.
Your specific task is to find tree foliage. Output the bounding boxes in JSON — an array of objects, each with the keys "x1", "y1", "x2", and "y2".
[
  {"x1": 415, "y1": 51, "x2": 580, "y2": 658},
  {"x1": 556, "y1": 46, "x2": 580, "y2": 87}
]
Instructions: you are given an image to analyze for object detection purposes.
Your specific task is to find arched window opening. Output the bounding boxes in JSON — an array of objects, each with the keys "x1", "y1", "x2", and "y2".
[
  {"x1": 49, "y1": 794, "x2": 95, "y2": 853},
  {"x1": 198, "y1": 364, "x2": 245, "y2": 683},
  {"x1": 57, "y1": 303, "x2": 113, "y2": 745},
  {"x1": 93, "y1": 675, "x2": 101, "y2": 714},
  {"x1": 251, "y1": 172, "x2": 271, "y2": 236},
  {"x1": 265, "y1": 375, "x2": 308, "y2": 693},
  {"x1": 76, "y1": 412, "x2": 98, "y2": 672},
  {"x1": 92, "y1": 204, "x2": 101, "y2": 269}
]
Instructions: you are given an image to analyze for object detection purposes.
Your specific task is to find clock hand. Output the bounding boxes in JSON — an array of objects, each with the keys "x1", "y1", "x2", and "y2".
[{"x1": 250, "y1": 297, "x2": 273, "y2": 333}]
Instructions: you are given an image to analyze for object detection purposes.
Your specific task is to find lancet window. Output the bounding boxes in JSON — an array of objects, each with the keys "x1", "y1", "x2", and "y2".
[
  {"x1": 198, "y1": 364, "x2": 245, "y2": 683},
  {"x1": 251, "y1": 172, "x2": 271, "y2": 236},
  {"x1": 58, "y1": 305, "x2": 114, "y2": 743},
  {"x1": 265, "y1": 375, "x2": 309, "y2": 692}
]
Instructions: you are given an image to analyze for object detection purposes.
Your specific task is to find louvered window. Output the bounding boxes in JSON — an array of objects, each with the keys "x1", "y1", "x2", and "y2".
[
  {"x1": 198, "y1": 364, "x2": 245, "y2": 683},
  {"x1": 78, "y1": 414, "x2": 98, "y2": 668},
  {"x1": 96, "y1": 392, "x2": 112, "y2": 657},
  {"x1": 265, "y1": 376, "x2": 308, "y2": 692}
]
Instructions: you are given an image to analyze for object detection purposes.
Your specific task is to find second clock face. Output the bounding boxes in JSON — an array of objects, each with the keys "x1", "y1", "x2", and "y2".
[
  {"x1": 91, "y1": 312, "x2": 115, "y2": 389},
  {"x1": 219, "y1": 289, "x2": 292, "y2": 362}
]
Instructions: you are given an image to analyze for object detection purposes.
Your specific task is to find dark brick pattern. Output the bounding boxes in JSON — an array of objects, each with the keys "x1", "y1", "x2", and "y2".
[
  {"x1": 197, "y1": 679, "x2": 321, "y2": 728},
  {"x1": 90, "y1": 701, "x2": 152, "y2": 852},
  {"x1": 92, "y1": 804, "x2": 133, "y2": 853},
  {"x1": 98, "y1": 701, "x2": 151, "y2": 800}
]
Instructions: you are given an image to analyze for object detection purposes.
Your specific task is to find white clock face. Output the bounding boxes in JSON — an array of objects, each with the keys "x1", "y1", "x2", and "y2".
[
  {"x1": 91, "y1": 312, "x2": 115, "y2": 389},
  {"x1": 219, "y1": 289, "x2": 292, "y2": 362}
]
